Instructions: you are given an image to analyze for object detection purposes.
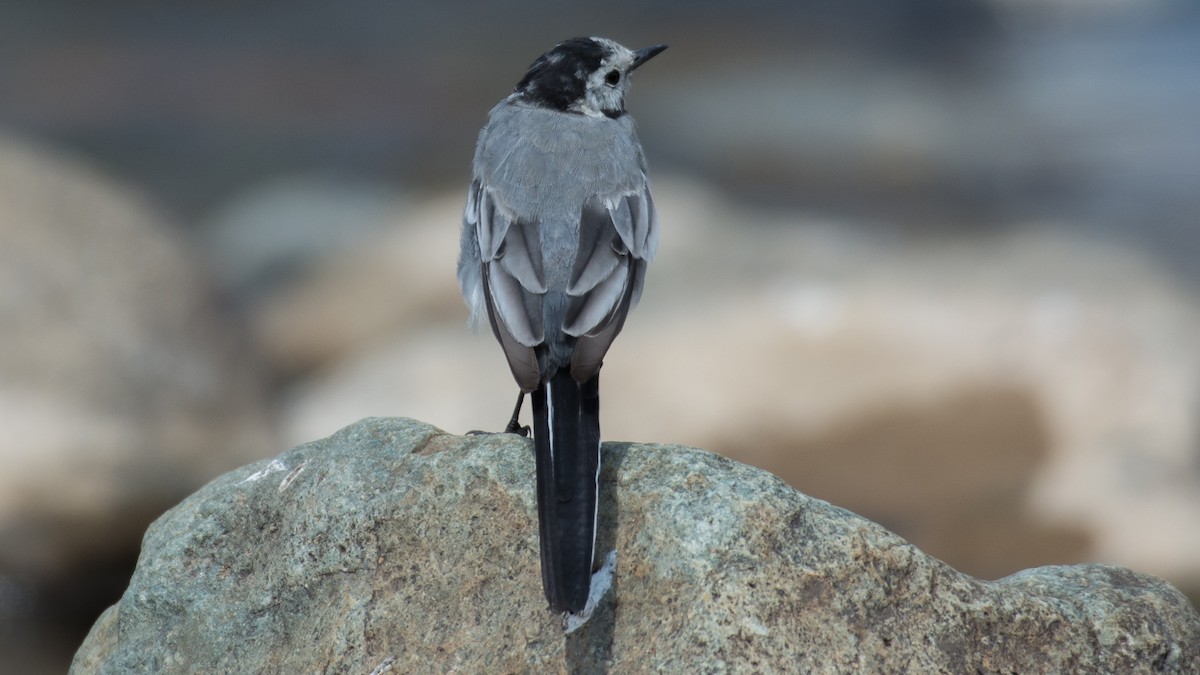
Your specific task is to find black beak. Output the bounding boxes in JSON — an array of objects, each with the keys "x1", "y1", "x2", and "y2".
[{"x1": 630, "y1": 44, "x2": 668, "y2": 72}]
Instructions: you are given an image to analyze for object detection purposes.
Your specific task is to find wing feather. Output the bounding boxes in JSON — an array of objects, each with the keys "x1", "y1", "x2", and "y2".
[
  {"x1": 570, "y1": 262, "x2": 637, "y2": 381},
  {"x1": 567, "y1": 200, "x2": 621, "y2": 296},
  {"x1": 608, "y1": 195, "x2": 635, "y2": 255},
  {"x1": 482, "y1": 266, "x2": 540, "y2": 392},
  {"x1": 464, "y1": 179, "x2": 480, "y2": 226},
  {"x1": 498, "y1": 218, "x2": 547, "y2": 294},
  {"x1": 564, "y1": 257, "x2": 630, "y2": 337},
  {"x1": 486, "y1": 259, "x2": 544, "y2": 348},
  {"x1": 564, "y1": 187, "x2": 657, "y2": 336},
  {"x1": 563, "y1": 184, "x2": 657, "y2": 377},
  {"x1": 474, "y1": 185, "x2": 546, "y2": 348},
  {"x1": 642, "y1": 188, "x2": 660, "y2": 262}
]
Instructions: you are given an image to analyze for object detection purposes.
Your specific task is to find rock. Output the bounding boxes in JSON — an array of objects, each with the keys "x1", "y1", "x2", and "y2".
[
  {"x1": 0, "y1": 136, "x2": 276, "y2": 619},
  {"x1": 72, "y1": 417, "x2": 1200, "y2": 673}
]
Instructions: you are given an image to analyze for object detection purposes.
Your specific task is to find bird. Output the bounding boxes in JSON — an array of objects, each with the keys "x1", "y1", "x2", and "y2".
[{"x1": 457, "y1": 37, "x2": 666, "y2": 627}]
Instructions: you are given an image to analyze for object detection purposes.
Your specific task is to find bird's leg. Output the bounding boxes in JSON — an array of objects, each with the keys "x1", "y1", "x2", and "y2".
[
  {"x1": 504, "y1": 391, "x2": 530, "y2": 437},
  {"x1": 466, "y1": 391, "x2": 530, "y2": 436}
]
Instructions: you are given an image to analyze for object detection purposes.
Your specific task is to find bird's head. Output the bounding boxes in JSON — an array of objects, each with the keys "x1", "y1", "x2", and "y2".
[{"x1": 512, "y1": 37, "x2": 667, "y2": 119}]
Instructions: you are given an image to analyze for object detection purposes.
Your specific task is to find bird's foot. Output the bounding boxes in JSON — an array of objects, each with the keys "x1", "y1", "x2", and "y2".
[
  {"x1": 466, "y1": 391, "x2": 529, "y2": 436},
  {"x1": 504, "y1": 420, "x2": 530, "y2": 437}
]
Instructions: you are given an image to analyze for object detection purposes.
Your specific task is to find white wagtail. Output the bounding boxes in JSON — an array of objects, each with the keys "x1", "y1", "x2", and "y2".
[{"x1": 457, "y1": 37, "x2": 666, "y2": 630}]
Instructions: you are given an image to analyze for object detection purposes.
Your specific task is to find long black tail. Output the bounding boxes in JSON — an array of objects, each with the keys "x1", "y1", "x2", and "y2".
[{"x1": 530, "y1": 367, "x2": 601, "y2": 613}]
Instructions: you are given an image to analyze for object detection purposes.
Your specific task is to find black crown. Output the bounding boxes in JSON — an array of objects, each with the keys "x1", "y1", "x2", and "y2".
[{"x1": 514, "y1": 38, "x2": 609, "y2": 113}]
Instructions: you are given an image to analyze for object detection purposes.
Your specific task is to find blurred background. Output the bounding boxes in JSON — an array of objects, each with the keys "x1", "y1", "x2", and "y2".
[{"x1": 1, "y1": 0, "x2": 1198, "y2": 671}]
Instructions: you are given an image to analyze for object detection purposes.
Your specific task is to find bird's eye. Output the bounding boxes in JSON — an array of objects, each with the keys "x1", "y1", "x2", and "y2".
[{"x1": 605, "y1": 69, "x2": 620, "y2": 86}]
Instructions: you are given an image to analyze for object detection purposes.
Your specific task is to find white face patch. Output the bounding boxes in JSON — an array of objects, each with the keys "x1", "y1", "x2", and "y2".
[{"x1": 570, "y1": 39, "x2": 636, "y2": 118}]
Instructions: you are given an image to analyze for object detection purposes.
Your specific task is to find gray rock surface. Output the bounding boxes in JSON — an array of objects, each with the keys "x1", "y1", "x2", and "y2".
[{"x1": 72, "y1": 417, "x2": 1200, "y2": 673}]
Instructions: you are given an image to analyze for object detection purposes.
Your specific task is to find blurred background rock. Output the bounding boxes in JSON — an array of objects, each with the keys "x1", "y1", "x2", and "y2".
[{"x1": 0, "y1": 0, "x2": 1197, "y2": 672}]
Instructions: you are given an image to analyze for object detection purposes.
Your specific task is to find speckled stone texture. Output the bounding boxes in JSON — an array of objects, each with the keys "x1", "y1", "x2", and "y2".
[{"x1": 72, "y1": 417, "x2": 1200, "y2": 673}]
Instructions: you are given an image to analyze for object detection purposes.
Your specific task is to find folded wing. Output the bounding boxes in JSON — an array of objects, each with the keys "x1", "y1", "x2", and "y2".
[
  {"x1": 468, "y1": 179, "x2": 544, "y2": 392},
  {"x1": 565, "y1": 183, "x2": 659, "y2": 381}
]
